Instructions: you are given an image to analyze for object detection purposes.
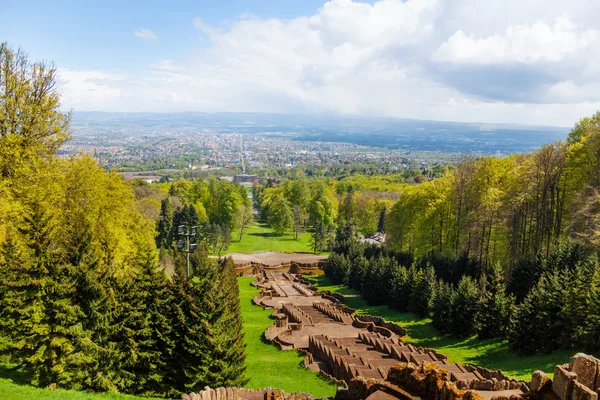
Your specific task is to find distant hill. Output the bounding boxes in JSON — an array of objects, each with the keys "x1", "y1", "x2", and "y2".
[{"x1": 71, "y1": 111, "x2": 569, "y2": 154}]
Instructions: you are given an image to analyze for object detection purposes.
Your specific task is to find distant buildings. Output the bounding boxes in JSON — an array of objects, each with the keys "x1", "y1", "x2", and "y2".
[{"x1": 360, "y1": 232, "x2": 387, "y2": 246}]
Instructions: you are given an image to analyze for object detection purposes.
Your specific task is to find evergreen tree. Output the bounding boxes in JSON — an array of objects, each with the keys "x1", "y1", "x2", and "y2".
[
  {"x1": 450, "y1": 275, "x2": 480, "y2": 337},
  {"x1": 157, "y1": 197, "x2": 173, "y2": 248},
  {"x1": 407, "y1": 264, "x2": 424, "y2": 313},
  {"x1": 432, "y1": 281, "x2": 456, "y2": 334},
  {"x1": 411, "y1": 264, "x2": 437, "y2": 316},
  {"x1": 510, "y1": 270, "x2": 569, "y2": 354},
  {"x1": 389, "y1": 265, "x2": 409, "y2": 311},
  {"x1": 117, "y1": 257, "x2": 175, "y2": 396},
  {"x1": 168, "y1": 252, "x2": 213, "y2": 394},
  {"x1": 2, "y1": 206, "x2": 89, "y2": 388},
  {"x1": 203, "y1": 257, "x2": 246, "y2": 387},
  {"x1": 377, "y1": 206, "x2": 387, "y2": 233},
  {"x1": 476, "y1": 263, "x2": 514, "y2": 339}
]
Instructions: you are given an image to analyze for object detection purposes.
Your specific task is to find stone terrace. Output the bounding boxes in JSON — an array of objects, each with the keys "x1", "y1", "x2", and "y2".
[{"x1": 253, "y1": 269, "x2": 526, "y2": 399}]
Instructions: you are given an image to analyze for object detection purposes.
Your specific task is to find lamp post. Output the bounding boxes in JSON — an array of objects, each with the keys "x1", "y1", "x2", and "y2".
[{"x1": 177, "y1": 225, "x2": 197, "y2": 277}]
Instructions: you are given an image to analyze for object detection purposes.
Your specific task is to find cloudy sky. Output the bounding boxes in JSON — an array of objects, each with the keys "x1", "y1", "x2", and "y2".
[{"x1": 2, "y1": 0, "x2": 600, "y2": 126}]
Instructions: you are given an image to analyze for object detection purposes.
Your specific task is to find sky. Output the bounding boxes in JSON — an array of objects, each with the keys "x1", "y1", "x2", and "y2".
[{"x1": 2, "y1": 0, "x2": 600, "y2": 127}]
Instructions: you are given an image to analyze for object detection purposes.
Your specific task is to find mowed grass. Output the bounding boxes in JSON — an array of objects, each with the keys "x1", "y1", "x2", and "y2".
[
  {"x1": 228, "y1": 221, "x2": 313, "y2": 254},
  {"x1": 238, "y1": 277, "x2": 337, "y2": 397},
  {"x1": 309, "y1": 275, "x2": 579, "y2": 381},
  {"x1": 0, "y1": 364, "x2": 156, "y2": 400}
]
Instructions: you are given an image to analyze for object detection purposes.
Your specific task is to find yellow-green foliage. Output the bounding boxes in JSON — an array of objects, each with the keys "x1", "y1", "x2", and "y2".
[{"x1": 386, "y1": 112, "x2": 600, "y2": 267}]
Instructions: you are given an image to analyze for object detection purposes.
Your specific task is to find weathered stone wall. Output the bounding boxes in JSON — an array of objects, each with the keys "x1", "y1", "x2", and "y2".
[
  {"x1": 341, "y1": 362, "x2": 486, "y2": 400},
  {"x1": 546, "y1": 354, "x2": 600, "y2": 400},
  {"x1": 353, "y1": 315, "x2": 408, "y2": 339},
  {"x1": 183, "y1": 387, "x2": 316, "y2": 400}
]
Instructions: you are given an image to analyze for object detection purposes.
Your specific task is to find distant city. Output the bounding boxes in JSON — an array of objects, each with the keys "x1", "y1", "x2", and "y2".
[{"x1": 61, "y1": 112, "x2": 570, "y2": 178}]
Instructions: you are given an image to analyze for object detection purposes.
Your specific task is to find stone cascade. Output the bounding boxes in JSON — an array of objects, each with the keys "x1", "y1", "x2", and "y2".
[
  {"x1": 293, "y1": 282, "x2": 314, "y2": 296},
  {"x1": 282, "y1": 303, "x2": 315, "y2": 325},
  {"x1": 271, "y1": 283, "x2": 288, "y2": 297},
  {"x1": 313, "y1": 302, "x2": 354, "y2": 324},
  {"x1": 307, "y1": 331, "x2": 521, "y2": 392}
]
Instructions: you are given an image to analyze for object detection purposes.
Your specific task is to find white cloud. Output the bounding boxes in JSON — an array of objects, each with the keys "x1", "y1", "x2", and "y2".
[
  {"x1": 134, "y1": 28, "x2": 158, "y2": 41},
  {"x1": 433, "y1": 17, "x2": 598, "y2": 64},
  {"x1": 56, "y1": 0, "x2": 600, "y2": 126}
]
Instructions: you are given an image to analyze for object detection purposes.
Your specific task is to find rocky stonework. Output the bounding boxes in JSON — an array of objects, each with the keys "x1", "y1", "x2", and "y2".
[
  {"x1": 385, "y1": 361, "x2": 485, "y2": 400},
  {"x1": 534, "y1": 354, "x2": 600, "y2": 400},
  {"x1": 182, "y1": 387, "x2": 316, "y2": 400}
]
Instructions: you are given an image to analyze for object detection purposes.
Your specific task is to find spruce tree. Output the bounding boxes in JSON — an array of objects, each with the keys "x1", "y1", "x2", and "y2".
[
  {"x1": 476, "y1": 263, "x2": 514, "y2": 339},
  {"x1": 407, "y1": 264, "x2": 424, "y2": 313},
  {"x1": 412, "y1": 264, "x2": 437, "y2": 316},
  {"x1": 168, "y1": 251, "x2": 214, "y2": 394},
  {"x1": 157, "y1": 197, "x2": 174, "y2": 248},
  {"x1": 510, "y1": 269, "x2": 569, "y2": 354},
  {"x1": 432, "y1": 280, "x2": 456, "y2": 334},
  {"x1": 203, "y1": 257, "x2": 246, "y2": 387},
  {"x1": 450, "y1": 275, "x2": 480, "y2": 337},
  {"x1": 3, "y1": 206, "x2": 89, "y2": 388}
]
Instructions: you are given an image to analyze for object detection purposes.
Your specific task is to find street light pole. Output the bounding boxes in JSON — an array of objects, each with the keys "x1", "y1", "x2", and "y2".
[{"x1": 178, "y1": 225, "x2": 197, "y2": 277}]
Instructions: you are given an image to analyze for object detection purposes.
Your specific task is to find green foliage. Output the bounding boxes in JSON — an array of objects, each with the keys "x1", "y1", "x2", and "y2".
[{"x1": 476, "y1": 264, "x2": 515, "y2": 339}]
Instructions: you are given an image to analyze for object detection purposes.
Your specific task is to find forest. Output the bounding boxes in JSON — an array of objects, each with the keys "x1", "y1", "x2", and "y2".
[
  {"x1": 322, "y1": 113, "x2": 600, "y2": 354},
  {"x1": 0, "y1": 43, "x2": 246, "y2": 396}
]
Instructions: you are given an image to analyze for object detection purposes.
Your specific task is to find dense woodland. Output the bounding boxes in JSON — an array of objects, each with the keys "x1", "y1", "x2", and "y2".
[
  {"x1": 323, "y1": 110, "x2": 600, "y2": 354},
  {"x1": 0, "y1": 43, "x2": 245, "y2": 396}
]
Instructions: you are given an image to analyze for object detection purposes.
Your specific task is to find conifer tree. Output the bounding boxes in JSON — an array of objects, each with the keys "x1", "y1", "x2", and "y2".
[
  {"x1": 412, "y1": 264, "x2": 437, "y2": 316},
  {"x1": 3, "y1": 206, "x2": 88, "y2": 388},
  {"x1": 115, "y1": 257, "x2": 175, "y2": 396},
  {"x1": 432, "y1": 281, "x2": 456, "y2": 334},
  {"x1": 157, "y1": 197, "x2": 174, "y2": 248},
  {"x1": 203, "y1": 257, "x2": 246, "y2": 387},
  {"x1": 476, "y1": 263, "x2": 514, "y2": 339},
  {"x1": 407, "y1": 264, "x2": 424, "y2": 313},
  {"x1": 450, "y1": 275, "x2": 480, "y2": 337},
  {"x1": 510, "y1": 270, "x2": 569, "y2": 354}
]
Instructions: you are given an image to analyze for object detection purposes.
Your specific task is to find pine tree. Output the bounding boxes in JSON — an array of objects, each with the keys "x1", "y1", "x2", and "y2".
[
  {"x1": 203, "y1": 257, "x2": 246, "y2": 387},
  {"x1": 407, "y1": 264, "x2": 424, "y2": 313},
  {"x1": 168, "y1": 251, "x2": 215, "y2": 394},
  {"x1": 3, "y1": 206, "x2": 89, "y2": 388},
  {"x1": 510, "y1": 269, "x2": 569, "y2": 354},
  {"x1": 476, "y1": 263, "x2": 514, "y2": 339},
  {"x1": 432, "y1": 281, "x2": 456, "y2": 334},
  {"x1": 114, "y1": 257, "x2": 175, "y2": 396},
  {"x1": 450, "y1": 275, "x2": 480, "y2": 337},
  {"x1": 412, "y1": 264, "x2": 437, "y2": 316},
  {"x1": 389, "y1": 265, "x2": 409, "y2": 311},
  {"x1": 157, "y1": 197, "x2": 173, "y2": 248}
]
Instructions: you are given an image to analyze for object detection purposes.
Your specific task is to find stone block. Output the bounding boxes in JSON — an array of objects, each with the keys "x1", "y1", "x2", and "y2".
[
  {"x1": 531, "y1": 370, "x2": 551, "y2": 394},
  {"x1": 570, "y1": 354, "x2": 599, "y2": 391},
  {"x1": 572, "y1": 381, "x2": 598, "y2": 400},
  {"x1": 553, "y1": 365, "x2": 577, "y2": 400}
]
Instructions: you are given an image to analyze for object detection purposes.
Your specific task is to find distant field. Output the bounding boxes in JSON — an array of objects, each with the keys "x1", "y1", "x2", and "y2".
[
  {"x1": 309, "y1": 276, "x2": 577, "y2": 381},
  {"x1": 228, "y1": 221, "x2": 314, "y2": 254},
  {"x1": 238, "y1": 277, "x2": 337, "y2": 396}
]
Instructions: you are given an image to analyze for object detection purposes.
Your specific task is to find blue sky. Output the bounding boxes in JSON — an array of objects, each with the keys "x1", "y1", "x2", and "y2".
[
  {"x1": 2, "y1": 0, "x2": 600, "y2": 126},
  {"x1": 0, "y1": 1, "x2": 331, "y2": 69}
]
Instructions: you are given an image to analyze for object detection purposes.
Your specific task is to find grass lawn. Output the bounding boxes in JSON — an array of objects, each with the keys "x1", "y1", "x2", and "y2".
[
  {"x1": 309, "y1": 275, "x2": 578, "y2": 381},
  {"x1": 0, "y1": 364, "x2": 156, "y2": 400},
  {"x1": 238, "y1": 277, "x2": 337, "y2": 397},
  {"x1": 228, "y1": 221, "x2": 313, "y2": 254}
]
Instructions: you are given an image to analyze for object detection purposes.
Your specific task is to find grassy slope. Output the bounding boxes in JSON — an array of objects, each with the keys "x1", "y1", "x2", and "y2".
[
  {"x1": 309, "y1": 275, "x2": 576, "y2": 381},
  {"x1": 0, "y1": 365, "x2": 155, "y2": 400},
  {"x1": 228, "y1": 221, "x2": 313, "y2": 254},
  {"x1": 238, "y1": 277, "x2": 337, "y2": 397}
]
